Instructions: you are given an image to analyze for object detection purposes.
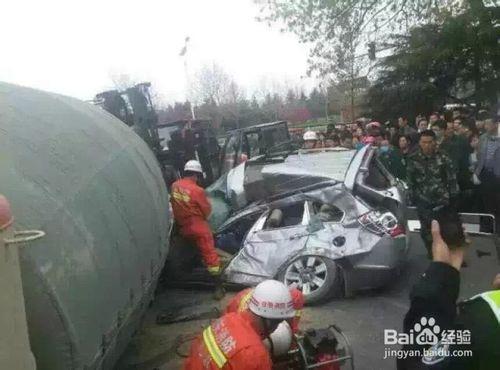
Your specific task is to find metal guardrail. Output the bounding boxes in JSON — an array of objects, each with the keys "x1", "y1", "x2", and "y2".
[{"x1": 406, "y1": 206, "x2": 496, "y2": 236}]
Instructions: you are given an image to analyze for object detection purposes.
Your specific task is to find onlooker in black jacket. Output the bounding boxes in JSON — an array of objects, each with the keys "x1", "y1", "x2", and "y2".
[{"x1": 398, "y1": 220, "x2": 500, "y2": 370}]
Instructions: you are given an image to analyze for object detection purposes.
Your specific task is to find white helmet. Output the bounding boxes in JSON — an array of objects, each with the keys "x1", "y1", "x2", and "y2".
[
  {"x1": 184, "y1": 160, "x2": 203, "y2": 174},
  {"x1": 249, "y1": 280, "x2": 295, "y2": 319},
  {"x1": 303, "y1": 130, "x2": 318, "y2": 141},
  {"x1": 263, "y1": 320, "x2": 293, "y2": 357}
]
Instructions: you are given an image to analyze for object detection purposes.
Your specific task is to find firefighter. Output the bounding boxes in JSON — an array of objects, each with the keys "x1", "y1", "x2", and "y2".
[
  {"x1": 224, "y1": 286, "x2": 304, "y2": 333},
  {"x1": 171, "y1": 160, "x2": 221, "y2": 275},
  {"x1": 184, "y1": 280, "x2": 296, "y2": 370}
]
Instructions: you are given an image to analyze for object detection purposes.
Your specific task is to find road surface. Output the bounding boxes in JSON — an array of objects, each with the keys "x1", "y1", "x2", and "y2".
[{"x1": 115, "y1": 232, "x2": 499, "y2": 370}]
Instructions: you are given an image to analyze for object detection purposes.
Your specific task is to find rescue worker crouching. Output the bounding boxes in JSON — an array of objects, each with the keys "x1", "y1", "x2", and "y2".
[
  {"x1": 184, "y1": 280, "x2": 296, "y2": 370},
  {"x1": 170, "y1": 160, "x2": 221, "y2": 276},
  {"x1": 224, "y1": 286, "x2": 304, "y2": 334}
]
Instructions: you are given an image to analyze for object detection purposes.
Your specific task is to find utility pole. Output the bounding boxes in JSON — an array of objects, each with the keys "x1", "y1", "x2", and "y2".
[
  {"x1": 179, "y1": 36, "x2": 196, "y2": 120},
  {"x1": 319, "y1": 81, "x2": 329, "y2": 122},
  {"x1": 349, "y1": 34, "x2": 355, "y2": 123},
  {"x1": 350, "y1": 61, "x2": 355, "y2": 123}
]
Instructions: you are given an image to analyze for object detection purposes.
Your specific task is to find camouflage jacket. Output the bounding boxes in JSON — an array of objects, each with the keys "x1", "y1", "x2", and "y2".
[{"x1": 407, "y1": 149, "x2": 459, "y2": 207}]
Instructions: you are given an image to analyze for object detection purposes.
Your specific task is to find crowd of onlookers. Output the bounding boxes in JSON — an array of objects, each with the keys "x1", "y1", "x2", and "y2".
[{"x1": 300, "y1": 109, "x2": 500, "y2": 230}]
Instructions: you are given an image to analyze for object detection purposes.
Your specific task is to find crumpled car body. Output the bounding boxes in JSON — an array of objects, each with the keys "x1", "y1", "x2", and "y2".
[{"x1": 207, "y1": 145, "x2": 409, "y2": 302}]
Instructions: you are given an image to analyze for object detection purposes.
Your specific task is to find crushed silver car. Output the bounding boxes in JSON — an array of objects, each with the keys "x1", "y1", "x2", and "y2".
[{"x1": 208, "y1": 145, "x2": 409, "y2": 304}]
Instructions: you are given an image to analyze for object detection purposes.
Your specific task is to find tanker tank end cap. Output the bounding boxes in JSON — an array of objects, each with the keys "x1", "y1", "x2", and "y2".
[{"x1": 0, "y1": 195, "x2": 14, "y2": 231}]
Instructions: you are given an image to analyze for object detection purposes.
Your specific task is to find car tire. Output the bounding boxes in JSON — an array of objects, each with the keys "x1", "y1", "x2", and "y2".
[{"x1": 277, "y1": 255, "x2": 343, "y2": 305}]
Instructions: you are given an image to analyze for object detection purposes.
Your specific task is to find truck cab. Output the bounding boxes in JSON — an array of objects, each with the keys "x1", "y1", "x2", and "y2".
[
  {"x1": 218, "y1": 121, "x2": 292, "y2": 176},
  {"x1": 157, "y1": 119, "x2": 220, "y2": 186}
]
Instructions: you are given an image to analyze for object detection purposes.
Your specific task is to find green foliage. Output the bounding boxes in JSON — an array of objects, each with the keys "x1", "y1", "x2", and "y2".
[
  {"x1": 256, "y1": 0, "x2": 461, "y2": 78},
  {"x1": 160, "y1": 88, "x2": 331, "y2": 133},
  {"x1": 367, "y1": 3, "x2": 500, "y2": 119},
  {"x1": 307, "y1": 88, "x2": 328, "y2": 117}
]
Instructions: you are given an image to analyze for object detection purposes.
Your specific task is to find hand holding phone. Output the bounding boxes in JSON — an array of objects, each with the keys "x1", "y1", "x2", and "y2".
[
  {"x1": 433, "y1": 205, "x2": 466, "y2": 249},
  {"x1": 431, "y1": 220, "x2": 465, "y2": 271}
]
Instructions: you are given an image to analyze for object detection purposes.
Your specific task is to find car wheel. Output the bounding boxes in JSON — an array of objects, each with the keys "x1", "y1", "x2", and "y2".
[{"x1": 277, "y1": 255, "x2": 342, "y2": 305}]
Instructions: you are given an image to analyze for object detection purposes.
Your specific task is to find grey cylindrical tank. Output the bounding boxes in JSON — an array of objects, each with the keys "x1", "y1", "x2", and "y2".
[{"x1": 0, "y1": 82, "x2": 171, "y2": 370}]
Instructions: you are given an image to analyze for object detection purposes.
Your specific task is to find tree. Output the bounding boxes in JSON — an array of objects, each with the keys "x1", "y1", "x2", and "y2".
[
  {"x1": 109, "y1": 72, "x2": 137, "y2": 90},
  {"x1": 159, "y1": 82, "x2": 344, "y2": 130},
  {"x1": 190, "y1": 63, "x2": 233, "y2": 106},
  {"x1": 257, "y1": 0, "x2": 399, "y2": 120},
  {"x1": 190, "y1": 63, "x2": 244, "y2": 128},
  {"x1": 260, "y1": 93, "x2": 285, "y2": 122},
  {"x1": 307, "y1": 88, "x2": 326, "y2": 118},
  {"x1": 367, "y1": 4, "x2": 500, "y2": 120},
  {"x1": 286, "y1": 88, "x2": 297, "y2": 104},
  {"x1": 256, "y1": 1, "x2": 468, "y2": 77},
  {"x1": 162, "y1": 101, "x2": 192, "y2": 122},
  {"x1": 223, "y1": 81, "x2": 244, "y2": 129},
  {"x1": 282, "y1": 106, "x2": 312, "y2": 123}
]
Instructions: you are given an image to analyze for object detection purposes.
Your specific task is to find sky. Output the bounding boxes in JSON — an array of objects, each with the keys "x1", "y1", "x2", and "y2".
[{"x1": 0, "y1": 0, "x2": 314, "y2": 103}]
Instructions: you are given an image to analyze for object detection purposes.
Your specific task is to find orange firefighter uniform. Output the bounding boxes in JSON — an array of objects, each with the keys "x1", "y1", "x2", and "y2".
[
  {"x1": 183, "y1": 311, "x2": 272, "y2": 370},
  {"x1": 224, "y1": 287, "x2": 304, "y2": 333},
  {"x1": 171, "y1": 177, "x2": 220, "y2": 274}
]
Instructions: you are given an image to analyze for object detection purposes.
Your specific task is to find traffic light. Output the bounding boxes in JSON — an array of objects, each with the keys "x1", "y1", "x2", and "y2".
[{"x1": 368, "y1": 42, "x2": 376, "y2": 61}]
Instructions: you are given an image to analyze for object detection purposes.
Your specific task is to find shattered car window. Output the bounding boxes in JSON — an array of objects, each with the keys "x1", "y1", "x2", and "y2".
[{"x1": 310, "y1": 202, "x2": 344, "y2": 223}]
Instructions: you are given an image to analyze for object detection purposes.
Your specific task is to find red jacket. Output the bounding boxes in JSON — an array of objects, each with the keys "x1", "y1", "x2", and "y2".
[
  {"x1": 224, "y1": 288, "x2": 254, "y2": 315},
  {"x1": 171, "y1": 178, "x2": 211, "y2": 226},
  {"x1": 184, "y1": 311, "x2": 272, "y2": 370},
  {"x1": 225, "y1": 287, "x2": 304, "y2": 333}
]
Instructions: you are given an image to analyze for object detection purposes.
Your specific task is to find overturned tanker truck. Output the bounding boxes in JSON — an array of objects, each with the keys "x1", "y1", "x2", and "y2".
[{"x1": 0, "y1": 82, "x2": 172, "y2": 369}]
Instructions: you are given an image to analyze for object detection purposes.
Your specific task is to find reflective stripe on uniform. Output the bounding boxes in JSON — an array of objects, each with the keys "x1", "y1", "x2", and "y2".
[
  {"x1": 207, "y1": 265, "x2": 221, "y2": 275},
  {"x1": 202, "y1": 325, "x2": 227, "y2": 368},
  {"x1": 470, "y1": 290, "x2": 500, "y2": 324},
  {"x1": 172, "y1": 190, "x2": 190, "y2": 202},
  {"x1": 479, "y1": 291, "x2": 500, "y2": 324},
  {"x1": 295, "y1": 309, "x2": 302, "y2": 318},
  {"x1": 238, "y1": 290, "x2": 253, "y2": 312}
]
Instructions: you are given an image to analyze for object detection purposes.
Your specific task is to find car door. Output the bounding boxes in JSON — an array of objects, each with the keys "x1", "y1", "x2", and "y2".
[
  {"x1": 347, "y1": 145, "x2": 407, "y2": 224},
  {"x1": 225, "y1": 202, "x2": 311, "y2": 282},
  {"x1": 219, "y1": 133, "x2": 241, "y2": 176}
]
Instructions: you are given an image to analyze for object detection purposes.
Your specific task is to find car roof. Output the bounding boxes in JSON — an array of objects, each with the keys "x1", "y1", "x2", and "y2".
[{"x1": 264, "y1": 150, "x2": 357, "y2": 183}]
